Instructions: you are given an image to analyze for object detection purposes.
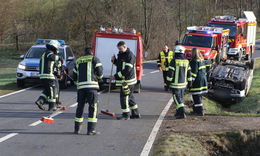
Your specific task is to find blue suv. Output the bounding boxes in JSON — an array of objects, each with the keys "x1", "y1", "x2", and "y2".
[{"x1": 16, "y1": 39, "x2": 76, "y2": 88}]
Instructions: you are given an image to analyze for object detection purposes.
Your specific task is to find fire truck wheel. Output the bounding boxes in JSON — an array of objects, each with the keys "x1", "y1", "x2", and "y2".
[{"x1": 249, "y1": 59, "x2": 255, "y2": 70}]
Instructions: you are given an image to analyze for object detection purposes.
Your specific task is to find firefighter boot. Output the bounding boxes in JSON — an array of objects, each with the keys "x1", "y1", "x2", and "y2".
[
  {"x1": 74, "y1": 122, "x2": 82, "y2": 134},
  {"x1": 175, "y1": 107, "x2": 186, "y2": 119},
  {"x1": 192, "y1": 106, "x2": 204, "y2": 116},
  {"x1": 35, "y1": 98, "x2": 46, "y2": 111},
  {"x1": 87, "y1": 122, "x2": 100, "y2": 135},
  {"x1": 116, "y1": 112, "x2": 130, "y2": 120},
  {"x1": 130, "y1": 108, "x2": 141, "y2": 119},
  {"x1": 56, "y1": 101, "x2": 62, "y2": 109},
  {"x1": 48, "y1": 102, "x2": 57, "y2": 111}
]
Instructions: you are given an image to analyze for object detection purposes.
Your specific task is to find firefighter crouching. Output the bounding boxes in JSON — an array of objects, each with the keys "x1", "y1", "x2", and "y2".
[
  {"x1": 157, "y1": 45, "x2": 174, "y2": 91},
  {"x1": 111, "y1": 41, "x2": 141, "y2": 120},
  {"x1": 166, "y1": 45, "x2": 192, "y2": 119},
  {"x1": 35, "y1": 40, "x2": 61, "y2": 111},
  {"x1": 73, "y1": 48, "x2": 103, "y2": 135},
  {"x1": 189, "y1": 48, "x2": 208, "y2": 116}
]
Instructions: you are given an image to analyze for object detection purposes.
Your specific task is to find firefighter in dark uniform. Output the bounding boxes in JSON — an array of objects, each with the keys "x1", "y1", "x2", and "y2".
[
  {"x1": 73, "y1": 47, "x2": 103, "y2": 135},
  {"x1": 157, "y1": 45, "x2": 174, "y2": 91},
  {"x1": 111, "y1": 41, "x2": 141, "y2": 120},
  {"x1": 167, "y1": 45, "x2": 192, "y2": 119},
  {"x1": 35, "y1": 40, "x2": 61, "y2": 111},
  {"x1": 189, "y1": 48, "x2": 208, "y2": 116}
]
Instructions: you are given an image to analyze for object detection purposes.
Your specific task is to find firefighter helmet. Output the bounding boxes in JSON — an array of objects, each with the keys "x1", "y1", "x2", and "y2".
[
  {"x1": 174, "y1": 45, "x2": 185, "y2": 54},
  {"x1": 46, "y1": 40, "x2": 60, "y2": 51}
]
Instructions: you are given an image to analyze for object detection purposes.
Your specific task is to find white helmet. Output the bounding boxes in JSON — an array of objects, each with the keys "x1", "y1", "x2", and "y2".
[
  {"x1": 46, "y1": 40, "x2": 60, "y2": 50},
  {"x1": 174, "y1": 45, "x2": 186, "y2": 54}
]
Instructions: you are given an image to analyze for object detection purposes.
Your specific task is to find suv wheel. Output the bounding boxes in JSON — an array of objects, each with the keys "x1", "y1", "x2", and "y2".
[{"x1": 17, "y1": 79, "x2": 25, "y2": 88}]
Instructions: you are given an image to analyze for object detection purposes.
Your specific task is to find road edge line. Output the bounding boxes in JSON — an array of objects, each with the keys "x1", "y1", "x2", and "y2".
[
  {"x1": 0, "y1": 86, "x2": 37, "y2": 99},
  {"x1": 140, "y1": 97, "x2": 173, "y2": 156},
  {"x1": 0, "y1": 133, "x2": 19, "y2": 143}
]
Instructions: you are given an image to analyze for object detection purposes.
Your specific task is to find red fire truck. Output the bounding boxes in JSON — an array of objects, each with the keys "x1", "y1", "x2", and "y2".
[
  {"x1": 182, "y1": 26, "x2": 230, "y2": 63},
  {"x1": 207, "y1": 11, "x2": 257, "y2": 61},
  {"x1": 91, "y1": 27, "x2": 143, "y2": 92}
]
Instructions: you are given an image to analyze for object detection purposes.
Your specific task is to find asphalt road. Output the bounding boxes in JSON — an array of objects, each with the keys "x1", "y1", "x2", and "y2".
[
  {"x1": 0, "y1": 61, "x2": 171, "y2": 156},
  {"x1": 0, "y1": 40, "x2": 260, "y2": 156}
]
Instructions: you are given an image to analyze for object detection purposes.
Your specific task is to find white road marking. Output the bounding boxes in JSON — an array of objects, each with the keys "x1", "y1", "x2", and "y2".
[
  {"x1": 29, "y1": 120, "x2": 42, "y2": 127},
  {"x1": 0, "y1": 86, "x2": 37, "y2": 99},
  {"x1": 142, "y1": 74, "x2": 146, "y2": 76},
  {"x1": 150, "y1": 70, "x2": 159, "y2": 74},
  {"x1": 69, "y1": 103, "x2": 78, "y2": 108},
  {"x1": 0, "y1": 133, "x2": 19, "y2": 143},
  {"x1": 140, "y1": 97, "x2": 173, "y2": 156},
  {"x1": 49, "y1": 111, "x2": 63, "y2": 118}
]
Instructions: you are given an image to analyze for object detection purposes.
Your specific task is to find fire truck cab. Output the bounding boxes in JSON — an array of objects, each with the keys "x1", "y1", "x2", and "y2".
[
  {"x1": 207, "y1": 11, "x2": 257, "y2": 61},
  {"x1": 182, "y1": 26, "x2": 230, "y2": 63},
  {"x1": 92, "y1": 27, "x2": 143, "y2": 92}
]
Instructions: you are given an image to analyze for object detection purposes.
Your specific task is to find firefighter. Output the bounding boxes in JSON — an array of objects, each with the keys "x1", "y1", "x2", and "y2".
[
  {"x1": 35, "y1": 40, "x2": 61, "y2": 111},
  {"x1": 73, "y1": 47, "x2": 103, "y2": 135},
  {"x1": 157, "y1": 45, "x2": 174, "y2": 91},
  {"x1": 189, "y1": 48, "x2": 208, "y2": 116},
  {"x1": 166, "y1": 45, "x2": 191, "y2": 119},
  {"x1": 53, "y1": 56, "x2": 64, "y2": 107},
  {"x1": 111, "y1": 41, "x2": 141, "y2": 120}
]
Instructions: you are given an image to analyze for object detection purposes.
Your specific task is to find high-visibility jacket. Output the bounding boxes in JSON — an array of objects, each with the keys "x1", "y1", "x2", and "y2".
[
  {"x1": 166, "y1": 54, "x2": 191, "y2": 89},
  {"x1": 114, "y1": 48, "x2": 137, "y2": 86},
  {"x1": 39, "y1": 50, "x2": 60, "y2": 80},
  {"x1": 73, "y1": 55, "x2": 103, "y2": 90},
  {"x1": 189, "y1": 58, "x2": 208, "y2": 95},
  {"x1": 157, "y1": 50, "x2": 174, "y2": 71}
]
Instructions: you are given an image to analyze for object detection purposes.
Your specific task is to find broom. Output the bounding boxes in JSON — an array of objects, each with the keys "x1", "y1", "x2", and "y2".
[{"x1": 101, "y1": 63, "x2": 116, "y2": 117}]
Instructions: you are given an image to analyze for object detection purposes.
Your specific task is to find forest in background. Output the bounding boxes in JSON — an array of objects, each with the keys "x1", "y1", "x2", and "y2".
[{"x1": 0, "y1": 0, "x2": 260, "y2": 59}]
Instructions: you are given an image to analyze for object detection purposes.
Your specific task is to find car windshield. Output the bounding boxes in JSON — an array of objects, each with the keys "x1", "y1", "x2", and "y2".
[
  {"x1": 182, "y1": 35, "x2": 212, "y2": 48},
  {"x1": 25, "y1": 47, "x2": 64, "y2": 58},
  {"x1": 207, "y1": 23, "x2": 237, "y2": 38}
]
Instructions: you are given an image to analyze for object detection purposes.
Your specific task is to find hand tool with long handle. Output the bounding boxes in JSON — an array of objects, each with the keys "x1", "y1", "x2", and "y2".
[{"x1": 101, "y1": 63, "x2": 116, "y2": 117}]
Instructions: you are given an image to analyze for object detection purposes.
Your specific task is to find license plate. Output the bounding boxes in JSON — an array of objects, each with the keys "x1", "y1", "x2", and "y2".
[{"x1": 31, "y1": 72, "x2": 39, "y2": 77}]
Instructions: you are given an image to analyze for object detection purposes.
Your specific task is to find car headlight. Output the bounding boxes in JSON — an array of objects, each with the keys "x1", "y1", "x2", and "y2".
[{"x1": 18, "y1": 64, "x2": 26, "y2": 70}]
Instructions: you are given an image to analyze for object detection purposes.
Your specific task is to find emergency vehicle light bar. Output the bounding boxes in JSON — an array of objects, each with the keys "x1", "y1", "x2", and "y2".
[
  {"x1": 187, "y1": 26, "x2": 224, "y2": 34},
  {"x1": 35, "y1": 39, "x2": 66, "y2": 45},
  {"x1": 211, "y1": 16, "x2": 238, "y2": 23},
  {"x1": 99, "y1": 26, "x2": 137, "y2": 35}
]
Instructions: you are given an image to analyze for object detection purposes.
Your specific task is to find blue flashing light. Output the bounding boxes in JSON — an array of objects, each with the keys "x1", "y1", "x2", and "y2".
[{"x1": 35, "y1": 39, "x2": 66, "y2": 45}]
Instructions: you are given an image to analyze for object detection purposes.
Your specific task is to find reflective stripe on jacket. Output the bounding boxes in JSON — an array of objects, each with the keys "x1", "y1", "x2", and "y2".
[{"x1": 73, "y1": 55, "x2": 103, "y2": 90}]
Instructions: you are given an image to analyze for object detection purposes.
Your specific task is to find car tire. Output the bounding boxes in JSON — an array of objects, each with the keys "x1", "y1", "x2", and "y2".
[{"x1": 17, "y1": 79, "x2": 25, "y2": 88}]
